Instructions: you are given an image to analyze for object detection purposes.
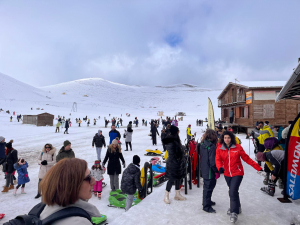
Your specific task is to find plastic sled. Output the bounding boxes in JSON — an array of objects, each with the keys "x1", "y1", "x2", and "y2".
[
  {"x1": 138, "y1": 162, "x2": 153, "y2": 199},
  {"x1": 108, "y1": 189, "x2": 141, "y2": 208},
  {"x1": 0, "y1": 214, "x2": 4, "y2": 219},
  {"x1": 92, "y1": 215, "x2": 107, "y2": 225},
  {"x1": 145, "y1": 149, "x2": 162, "y2": 156},
  {"x1": 153, "y1": 173, "x2": 168, "y2": 187},
  {"x1": 152, "y1": 164, "x2": 166, "y2": 173},
  {"x1": 150, "y1": 157, "x2": 161, "y2": 165}
]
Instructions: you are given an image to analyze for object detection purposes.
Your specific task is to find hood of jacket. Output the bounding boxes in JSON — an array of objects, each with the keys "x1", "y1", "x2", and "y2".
[
  {"x1": 42, "y1": 146, "x2": 57, "y2": 155},
  {"x1": 126, "y1": 163, "x2": 140, "y2": 174},
  {"x1": 14, "y1": 161, "x2": 28, "y2": 170}
]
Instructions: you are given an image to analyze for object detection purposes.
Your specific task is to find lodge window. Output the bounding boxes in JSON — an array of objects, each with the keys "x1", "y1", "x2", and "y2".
[{"x1": 224, "y1": 108, "x2": 228, "y2": 117}]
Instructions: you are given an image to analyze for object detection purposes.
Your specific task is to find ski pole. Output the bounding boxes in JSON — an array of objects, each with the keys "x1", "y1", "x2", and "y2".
[{"x1": 249, "y1": 138, "x2": 250, "y2": 156}]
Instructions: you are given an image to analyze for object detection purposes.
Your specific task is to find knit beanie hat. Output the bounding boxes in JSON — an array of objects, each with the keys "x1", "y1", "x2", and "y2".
[
  {"x1": 94, "y1": 160, "x2": 100, "y2": 165},
  {"x1": 5, "y1": 141, "x2": 12, "y2": 149},
  {"x1": 64, "y1": 140, "x2": 71, "y2": 147},
  {"x1": 0, "y1": 136, "x2": 4, "y2": 142},
  {"x1": 98, "y1": 130, "x2": 102, "y2": 133},
  {"x1": 112, "y1": 139, "x2": 118, "y2": 145},
  {"x1": 133, "y1": 155, "x2": 140, "y2": 165},
  {"x1": 170, "y1": 125, "x2": 179, "y2": 135},
  {"x1": 256, "y1": 152, "x2": 266, "y2": 162}
]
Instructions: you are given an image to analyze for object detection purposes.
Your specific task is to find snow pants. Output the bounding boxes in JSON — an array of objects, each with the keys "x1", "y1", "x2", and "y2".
[
  {"x1": 230, "y1": 117, "x2": 233, "y2": 123},
  {"x1": 94, "y1": 180, "x2": 103, "y2": 192},
  {"x1": 125, "y1": 194, "x2": 134, "y2": 211},
  {"x1": 152, "y1": 135, "x2": 157, "y2": 145},
  {"x1": 96, "y1": 147, "x2": 102, "y2": 161},
  {"x1": 166, "y1": 179, "x2": 180, "y2": 192},
  {"x1": 257, "y1": 144, "x2": 265, "y2": 166},
  {"x1": 203, "y1": 179, "x2": 217, "y2": 211},
  {"x1": 225, "y1": 176, "x2": 243, "y2": 214},
  {"x1": 109, "y1": 173, "x2": 119, "y2": 191},
  {"x1": 125, "y1": 142, "x2": 132, "y2": 151}
]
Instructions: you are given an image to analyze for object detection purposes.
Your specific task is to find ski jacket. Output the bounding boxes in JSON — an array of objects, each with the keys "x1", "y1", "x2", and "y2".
[
  {"x1": 125, "y1": 131, "x2": 133, "y2": 142},
  {"x1": 198, "y1": 140, "x2": 218, "y2": 179},
  {"x1": 109, "y1": 129, "x2": 121, "y2": 144},
  {"x1": 0, "y1": 148, "x2": 18, "y2": 173},
  {"x1": 257, "y1": 126, "x2": 274, "y2": 145},
  {"x1": 230, "y1": 110, "x2": 234, "y2": 118},
  {"x1": 103, "y1": 146, "x2": 125, "y2": 175},
  {"x1": 92, "y1": 134, "x2": 106, "y2": 148},
  {"x1": 39, "y1": 199, "x2": 101, "y2": 225},
  {"x1": 163, "y1": 135, "x2": 186, "y2": 180},
  {"x1": 65, "y1": 121, "x2": 69, "y2": 129},
  {"x1": 56, "y1": 122, "x2": 60, "y2": 128},
  {"x1": 187, "y1": 127, "x2": 192, "y2": 139},
  {"x1": 14, "y1": 161, "x2": 30, "y2": 185},
  {"x1": 282, "y1": 125, "x2": 291, "y2": 139},
  {"x1": 121, "y1": 163, "x2": 143, "y2": 195},
  {"x1": 38, "y1": 146, "x2": 57, "y2": 179},
  {"x1": 56, "y1": 147, "x2": 75, "y2": 162},
  {"x1": 151, "y1": 126, "x2": 159, "y2": 136},
  {"x1": 0, "y1": 142, "x2": 5, "y2": 159},
  {"x1": 216, "y1": 144, "x2": 261, "y2": 177},
  {"x1": 263, "y1": 146, "x2": 283, "y2": 172},
  {"x1": 91, "y1": 168, "x2": 106, "y2": 181},
  {"x1": 265, "y1": 150, "x2": 284, "y2": 177}
]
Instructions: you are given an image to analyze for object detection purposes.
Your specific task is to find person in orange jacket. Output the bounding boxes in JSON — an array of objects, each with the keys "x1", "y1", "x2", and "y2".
[{"x1": 215, "y1": 131, "x2": 264, "y2": 223}]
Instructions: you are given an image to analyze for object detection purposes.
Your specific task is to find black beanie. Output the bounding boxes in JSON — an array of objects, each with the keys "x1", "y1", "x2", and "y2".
[
  {"x1": 133, "y1": 155, "x2": 140, "y2": 165},
  {"x1": 5, "y1": 142, "x2": 12, "y2": 149},
  {"x1": 170, "y1": 125, "x2": 179, "y2": 135}
]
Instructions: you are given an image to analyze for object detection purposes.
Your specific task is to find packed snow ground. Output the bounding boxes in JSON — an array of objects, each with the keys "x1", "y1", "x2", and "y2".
[{"x1": 0, "y1": 73, "x2": 300, "y2": 224}]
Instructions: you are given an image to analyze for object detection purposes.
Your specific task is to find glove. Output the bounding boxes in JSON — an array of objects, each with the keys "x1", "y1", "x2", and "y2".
[
  {"x1": 41, "y1": 160, "x2": 47, "y2": 165},
  {"x1": 102, "y1": 163, "x2": 105, "y2": 168},
  {"x1": 257, "y1": 170, "x2": 267, "y2": 177},
  {"x1": 123, "y1": 163, "x2": 126, "y2": 168},
  {"x1": 215, "y1": 172, "x2": 220, "y2": 179},
  {"x1": 219, "y1": 167, "x2": 225, "y2": 174},
  {"x1": 24, "y1": 174, "x2": 28, "y2": 178}
]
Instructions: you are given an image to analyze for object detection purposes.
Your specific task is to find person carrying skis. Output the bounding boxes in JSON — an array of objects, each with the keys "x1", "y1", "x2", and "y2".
[
  {"x1": 121, "y1": 155, "x2": 143, "y2": 211},
  {"x1": 216, "y1": 131, "x2": 264, "y2": 223},
  {"x1": 198, "y1": 129, "x2": 219, "y2": 213}
]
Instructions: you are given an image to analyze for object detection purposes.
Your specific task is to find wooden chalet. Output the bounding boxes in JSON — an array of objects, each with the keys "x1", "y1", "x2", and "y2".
[
  {"x1": 218, "y1": 81, "x2": 300, "y2": 132},
  {"x1": 23, "y1": 113, "x2": 54, "y2": 126}
]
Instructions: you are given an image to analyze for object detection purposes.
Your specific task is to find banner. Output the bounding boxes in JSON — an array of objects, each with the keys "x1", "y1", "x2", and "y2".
[
  {"x1": 286, "y1": 112, "x2": 300, "y2": 200},
  {"x1": 208, "y1": 98, "x2": 215, "y2": 130},
  {"x1": 246, "y1": 91, "x2": 252, "y2": 104}
]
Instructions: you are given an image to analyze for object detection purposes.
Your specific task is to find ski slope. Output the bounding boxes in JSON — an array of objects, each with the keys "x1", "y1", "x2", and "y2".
[{"x1": 0, "y1": 73, "x2": 299, "y2": 224}]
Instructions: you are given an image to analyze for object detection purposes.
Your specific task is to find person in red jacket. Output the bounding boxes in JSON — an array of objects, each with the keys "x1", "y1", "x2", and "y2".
[{"x1": 216, "y1": 131, "x2": 263, "y2": 223}]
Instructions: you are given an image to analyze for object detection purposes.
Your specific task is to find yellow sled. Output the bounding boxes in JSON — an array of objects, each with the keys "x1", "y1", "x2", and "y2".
[
  {"x1": 163, "y1": 150, "x2": 168, "y2": 162},
  {"x1": 138, "y1": 162, "x2": 153, "y2": 199},
  {"x1": 145, "y1": 149, "x2": 162, "y2": 156}
]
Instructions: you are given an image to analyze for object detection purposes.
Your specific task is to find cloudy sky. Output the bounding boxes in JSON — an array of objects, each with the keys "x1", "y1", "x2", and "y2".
[{"x1": 1, "y1": 0, "x2": 300, "y2": 88}]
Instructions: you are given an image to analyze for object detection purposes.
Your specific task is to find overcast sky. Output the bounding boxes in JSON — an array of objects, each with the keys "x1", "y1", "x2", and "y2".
[{"x1": 1, "y1": 0, "x2": 300, "y2": 88}]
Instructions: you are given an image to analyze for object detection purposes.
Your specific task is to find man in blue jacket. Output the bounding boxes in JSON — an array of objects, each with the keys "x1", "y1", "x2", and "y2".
[{"x1": 109, "y1": 125, "x2": 121, "y2": 144}]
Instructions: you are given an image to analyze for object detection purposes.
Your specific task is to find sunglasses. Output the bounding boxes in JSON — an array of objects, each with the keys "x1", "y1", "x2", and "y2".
[
  {"x1": 45, "y1": 146, "x2": 51, "y2": 149},
  {"x1": 83, "y1": 173, "x2": 92, "y2": 184}
]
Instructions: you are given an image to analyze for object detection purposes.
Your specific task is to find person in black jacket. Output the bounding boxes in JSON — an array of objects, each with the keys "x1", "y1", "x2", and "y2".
[
  {"x1": 121, "y1": 155, "x2": 143, "y2": 211},
  {"x1": 0, "y1": 136, "x2": 6, "y2": 162},
  {"x1": 64, "y1": 119, "x2": 69, "y2": 134},
  {"x1": 198, "y1": 129, "x2": 219, "y2": 213},
  {"x1": 92, "y1": 130, "x2": 106, "y2": 161},
  {"x1": 161, "y1": 128, "x2": 167, "y2": 152},
  {"x1": 151, "y1": 123, "x2": 159, "y2": 145},
  {"x1": 103, "y1": 139, "x2": 126, "y2": 191},
  {"x1": 1, "y1": 140, "x2": 18, "y2": 192},
  {"x1": 163, "y1": 125, "x2": 186, "y2": 204}
]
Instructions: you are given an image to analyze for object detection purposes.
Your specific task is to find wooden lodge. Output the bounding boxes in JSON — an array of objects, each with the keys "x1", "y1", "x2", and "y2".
[
  {"x1": 218, "y1": 81, "x2": 300, "y2": 132},
  {"x1": 23, "y1": 113, "x2": 54, "y2": 126}
]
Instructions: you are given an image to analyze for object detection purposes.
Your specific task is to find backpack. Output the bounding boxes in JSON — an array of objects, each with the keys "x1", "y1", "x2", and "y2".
[{"x1": 4, "y1": 202, "x2": 92, "y2": 225}]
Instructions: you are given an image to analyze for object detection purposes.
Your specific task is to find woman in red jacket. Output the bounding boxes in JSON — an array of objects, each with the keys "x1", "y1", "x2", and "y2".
[{"x1": 216, "y1": 131, "x2": 262, "y2": 223}]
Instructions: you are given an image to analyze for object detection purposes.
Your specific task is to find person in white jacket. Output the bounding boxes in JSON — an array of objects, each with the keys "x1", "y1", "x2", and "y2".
[
  {"x1": 281, "y1": 121, "x2": 293, "y2": 139},
  {"x1": 35, "y1": 143, "x2": 57, "y2": 199},
  {"x1": 91, "y1": 160, "x2": 106, "y2": 199}
]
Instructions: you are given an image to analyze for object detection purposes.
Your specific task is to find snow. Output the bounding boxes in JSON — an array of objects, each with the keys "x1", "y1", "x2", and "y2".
[{"x1": 0, "y1": 73, "x2": 299, "y2": 224}]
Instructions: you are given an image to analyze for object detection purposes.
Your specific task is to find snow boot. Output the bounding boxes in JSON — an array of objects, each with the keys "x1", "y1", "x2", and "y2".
[
  {"x1": 14, "y1": 188, "x2": 17, "y2": 196},
  {"x1": 94, "y1": 192, "x2": 97, "y2": 197},
  {"x1": 278, "y1": 178, "x2": 284, "y2": 189},
  {"x1": 8, "y1": 185, "x2": 14, "y2": 190},
  {"x1": 1, "y1": 186, "x2": 9, "y2": 193},
  {"x1": 261, "y1": 181, "x2": 275, "y2": 196},
  {"x1": 164, "y1": 191, "x2": 170, "y2": 204},
  {"x1": 34, "y1": 193, "x2": 41, "y2": 199},
  {"x1": 174, "y1": 190, "x2": 186, "y2": 201},
  {"x1": 98, "y1": 192, "x2": 101, "y2": 199},
  {"x1": 230, "y1": 212, "x2": 238, "y2": 223},
  {"x1": 263, "y1": 173, "x2": 270, "y2": 185},
  {"x1": 21, "y1": 187, "x2": 26, "y2": 194},
  {"x1": 210, "y1": 201, "x2": 216, "y2": 206},
  {"x1": 227, "y1": 207, "x2": 242, "y2": 216},
  {"x1": 203, "y1": 207, "x2": 216, "y2": 213}
]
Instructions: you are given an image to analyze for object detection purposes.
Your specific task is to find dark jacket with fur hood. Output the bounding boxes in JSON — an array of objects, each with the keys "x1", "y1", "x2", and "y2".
[{"x1": 103, "y1": 144, "x2": 125, "y2": 175}]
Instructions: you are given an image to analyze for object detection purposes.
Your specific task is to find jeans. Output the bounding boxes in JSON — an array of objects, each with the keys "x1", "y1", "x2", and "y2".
[
  {"x1": 96, "y1": 147, "x2": 102, "y2": 161},
  {"x1": 126, "y1": 142, "x2": 132, "y2": 151},
  {"x1": 6, "y1": 173, "x2": 13, "y2": 187},
  {"x1": 125, "y1": 194, "x2": 134, "y2": 211},
  {"x1": 203, "y1": 179, "x2": 217, "y2": 210},
  {"x1": 225, "y1": 176, "x2": 243, "y2": 214},
  {"x1": 109, "y1": 173, "x2": 119, "y2": 191},
  {"x1": 166, "y1": 179, "x2": 180, "y2": 192}
]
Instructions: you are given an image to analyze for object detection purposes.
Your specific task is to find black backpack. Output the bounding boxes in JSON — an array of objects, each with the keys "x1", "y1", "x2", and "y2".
[{"x1": 4, "y1": 202, "x2": 92, "y2": 225}]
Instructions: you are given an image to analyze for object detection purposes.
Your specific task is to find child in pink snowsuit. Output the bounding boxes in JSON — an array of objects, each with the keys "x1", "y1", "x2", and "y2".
[{"x1": 91, "y1": 160, "x2": 106, "y2": 199}]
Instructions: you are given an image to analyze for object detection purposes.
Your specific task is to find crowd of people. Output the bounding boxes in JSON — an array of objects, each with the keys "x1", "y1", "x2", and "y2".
[{"x1": 0, "y1": 114, "x2": 292, "y2": 224}]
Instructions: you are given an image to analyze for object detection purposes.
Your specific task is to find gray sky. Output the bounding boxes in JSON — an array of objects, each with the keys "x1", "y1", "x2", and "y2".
[{"x1": 1, "y1": 0, "x2": 300, "y2": 88}]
